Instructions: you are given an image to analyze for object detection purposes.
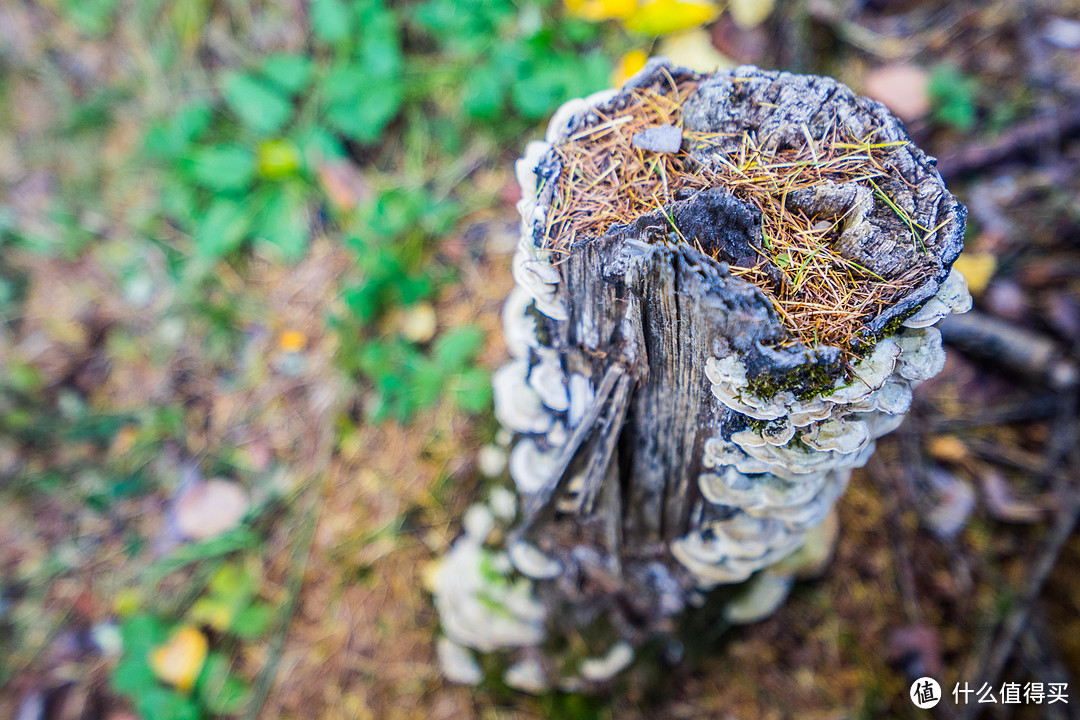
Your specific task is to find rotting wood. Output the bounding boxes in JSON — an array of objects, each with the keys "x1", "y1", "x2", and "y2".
[{"x1": 431, "y1": 60, "x2": 972, "y2": 692}]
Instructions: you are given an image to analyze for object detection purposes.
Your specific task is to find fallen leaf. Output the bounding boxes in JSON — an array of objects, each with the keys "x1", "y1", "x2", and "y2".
[
  {"x1": 612, "y1": 48, "x2": 649, "y2": 87},
  {"x1": 174, "y1": 479, "x2": 250, "y2": 541},
  {"x1": 980, "y1": 470, "x2": 1044, "y2": 524},
  {"x1": 952, "y1": 252, "x2": 997, "y2": 296},
  {"x1": 887, "y1": 625, "x2": 943, "y2": 679},
  {"x1": 278, "y1": 329, "x2": 306, "y2": 352},
  {"x1": 655, "y1": 27, "x2": 734, "y2": 72},
  {"x1": 924, "y1": 468, "x2": 975, "y2": 540},
  {"x1": 927, "y1": 435, "x2": 968, "y2": 464},
  {"x1": 149, "y1": 626, "x2": 208, "y2": 691},
  {"x1": 624, "y1": 0, "x2": 720, "y2": 36},
  {"x1": 316, "y1": 160, "x2": 371, "y2": 212},
  {"x1": 728, "y1": 0, "x2": 774, "y2": 29},
  {"x1": 863, "y1": 64, "x2": 931, "y2": 122}
]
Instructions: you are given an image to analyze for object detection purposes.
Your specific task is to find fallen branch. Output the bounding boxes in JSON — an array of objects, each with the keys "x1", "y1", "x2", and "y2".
[
  {"x1": 939, "y1": 310, "x2": 1078, "y2": 390},
  {"x1": 936, "y1": 107, "x2": 1080, "y2": 181}
]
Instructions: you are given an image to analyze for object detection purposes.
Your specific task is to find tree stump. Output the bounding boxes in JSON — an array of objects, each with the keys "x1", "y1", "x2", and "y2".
[{"x1": 431, "y1": 60, "x2": 970, "y2": 692}]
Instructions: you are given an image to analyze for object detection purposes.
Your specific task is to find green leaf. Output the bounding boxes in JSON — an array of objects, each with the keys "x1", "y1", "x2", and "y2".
[
  {"x1": 463, "y1": 62, "x2": 507, "y2": 120},
  {"x1": 146, "y1": 102, "x2": 213, "y2": 157},
  {"x1": 453, "y1": 367, "x2": 492, "y2": 414},
  {"x1": 142, "y1": 527, "x2": 261, "y2": 589},
  {"x1": 261, "y1": 54, "x2": 314, "y2": 94},
  {"x1": 323, "y1": 69, "x2": 403, "y2": 144},
  {"x1": 356, "y1": 4, "x2": 403, "y2": 78},
  {"x1": 255, "y1": 185, "x2": 309, "y2": 262},
  {"x1": 410, "y1": 360, "x2": 445, "y2": 410},
  {"x1": 433, "y1": 326, "x2": 485, "y2": 369},
  {"x1": 111, "y1": 614, "x2": 168, "y2": 696},
  {"x1": 231, "y1": 602, "x2": 275, "y2": 639},
  {"x1": 223, "y1": 72, "x2": 294, "y2": 135},
  {"x1": 195, "y1": 198, "x2": 251, "y2": 259},
  {"x1": 197, "y1": 653, "x2": 252, "y2": 715},
  {"x1": 136, "y1": 687, "x2": 200, "y2": 720},
  {"x1": 183, "y1": 144, "x2": 256, "y2": 192},
  {"x1": 111, "y1": 655, "x2": 158, "y2": 696},
  {"x1": 311, "y1": 0, "x2": 353, "y2": 43},
  {"x1": 511, "y1": 64, "x2": 569, "y2": 120},
  {"x1": 62, "y1": 0, "x2": 117, "y2": 37}
]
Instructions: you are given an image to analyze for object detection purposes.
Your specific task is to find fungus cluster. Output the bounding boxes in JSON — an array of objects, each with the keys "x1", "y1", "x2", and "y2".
[{"x1": 430, "y1": 60, "x2": 970, "y2": 690}]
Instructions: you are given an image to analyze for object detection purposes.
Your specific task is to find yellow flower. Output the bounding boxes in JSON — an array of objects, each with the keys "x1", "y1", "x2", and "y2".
[
  {"x1": 624, "y1": 0, "x2": 720, "y2": 36},
  {"x1": 149, "y1": 626, "x2": 208, "y2": 692},
  {"x1": 612, "y1": 49, "x2": 649, "y2": 87},
  {"x1": 564, "y1": 0, "x2": 638, "y2": 21},
  {"x1": 279, "y1": 329, "x2": 306, "y2": 353}
]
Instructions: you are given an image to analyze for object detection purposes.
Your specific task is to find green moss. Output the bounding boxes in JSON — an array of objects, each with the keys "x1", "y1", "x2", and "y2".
[{"x1": 745, "y1": 359, "x2": 841, "y2": 403}]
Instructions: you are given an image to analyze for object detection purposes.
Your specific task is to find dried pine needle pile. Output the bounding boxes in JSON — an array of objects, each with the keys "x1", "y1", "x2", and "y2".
[{"x1": 543, "y1": 79, "x2": 930, "y2": 351}]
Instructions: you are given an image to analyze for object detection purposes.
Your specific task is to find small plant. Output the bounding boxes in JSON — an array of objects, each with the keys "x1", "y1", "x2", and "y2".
[
  {"x1": 928, "y1": 63, "x2": 978, "y2": 131},
  {"x1": 111, "y1": 561, "x2": 275, "y2": 719}
]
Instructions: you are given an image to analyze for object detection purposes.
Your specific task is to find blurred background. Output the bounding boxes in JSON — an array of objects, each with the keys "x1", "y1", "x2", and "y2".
[{"x1": 1, "y1": 0, "x2": 1079, "y2": 718}]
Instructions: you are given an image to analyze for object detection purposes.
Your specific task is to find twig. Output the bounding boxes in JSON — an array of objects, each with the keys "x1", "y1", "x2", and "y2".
[
  {"x1": 939, "y1": 311, "x2": 1079, "y2": 391},
  {"x1": 1019, "y1": 613, "x2": 1078, "y2": 720},
  {"x1": 957, "y1": 428, "x2": 1080, "y2": 720},
  {"x1": 936, "y1": 107, "x2": 1080, "y2": 181},
  {"x1": 241, "y1": 485, "x2": 322, "y2": 720},
  {"x1": 866, "y1": 454, "x2": 922, "y2": 624}
]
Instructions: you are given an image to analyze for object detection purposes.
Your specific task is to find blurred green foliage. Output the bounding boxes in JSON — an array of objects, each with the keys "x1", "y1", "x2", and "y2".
[
  {"x1": 928, "y1": 63, "x2": 978, "y2": 131},
  {"x1": 1, "y1": 0, "x2": 621, "y2": 714}
]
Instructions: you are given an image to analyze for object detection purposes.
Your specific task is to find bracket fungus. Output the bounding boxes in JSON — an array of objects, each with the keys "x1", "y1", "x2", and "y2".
[{"x1": 431, "y1": 60, "x2": 971, "y2": 691}]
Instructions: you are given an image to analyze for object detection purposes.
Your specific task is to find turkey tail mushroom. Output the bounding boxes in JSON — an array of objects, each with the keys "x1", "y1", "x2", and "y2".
[{"x1": 432, "y1": 60, "x2": 970, "y2": 689}]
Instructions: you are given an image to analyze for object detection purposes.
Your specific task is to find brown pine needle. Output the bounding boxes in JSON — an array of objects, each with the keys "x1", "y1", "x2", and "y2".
[{"x1": 543, "y1": 81, "x2": 921, "y2": 354}]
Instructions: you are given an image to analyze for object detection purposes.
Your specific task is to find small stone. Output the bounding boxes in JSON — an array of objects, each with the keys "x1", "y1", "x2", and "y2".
[
  {"x1": 863, "y1": 64, "x2": 930, "y2": 122},
  {"x1": 631, "y1": 124, "x2": 684, "y2": 154},
  {"x1": 1043, "y1": 17, "x2": 1080, "y2": 49},
  {"x1": 174, "y1": 479, "x2": 249, "y2": 540},
  {"x1": 400, "y1": 302, "x2": 437, "y2": 343}
]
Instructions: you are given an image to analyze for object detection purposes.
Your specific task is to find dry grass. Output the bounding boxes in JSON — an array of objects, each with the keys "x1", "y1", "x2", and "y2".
[{"x1": 543, "y1": 78, "x2": 937, "y2": 351}]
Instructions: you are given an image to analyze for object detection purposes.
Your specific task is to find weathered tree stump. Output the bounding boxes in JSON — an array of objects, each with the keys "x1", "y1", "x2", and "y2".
[{"x1": 430, "y1": 60, "x2": 970, "y2": 692}]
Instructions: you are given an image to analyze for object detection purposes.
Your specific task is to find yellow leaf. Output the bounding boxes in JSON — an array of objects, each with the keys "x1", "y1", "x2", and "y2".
[
  {"x1": 624, "y1": 0, "x2": 720, "y2": 36},
  {"x1": 656, "y1": 27, "x2": 733, "y2": 72},
  {"x1": 257, "y1": 139, "x2": 301, "y2": 179},
  {"x1": 728, "y1": 0, "x2": 774, "y2": 29},
  {"x1": 952, "y1": 251, "x2": 997, "y2": 296},
  {"x1": 149, "y1": 626, "x2": 208, "y2": 692},
  {"x1": 612, "y1": 49, "x2": 650, "y2": 87},
  {"x1": 564, "y1": 0, "x2": 638, "y2": 21},
  {"x1": 113, "y1": 588, "x2": 142, "y2": 618},
  {"x1": 189, "y1": 597, "x2": 235, "y2": 632}
]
